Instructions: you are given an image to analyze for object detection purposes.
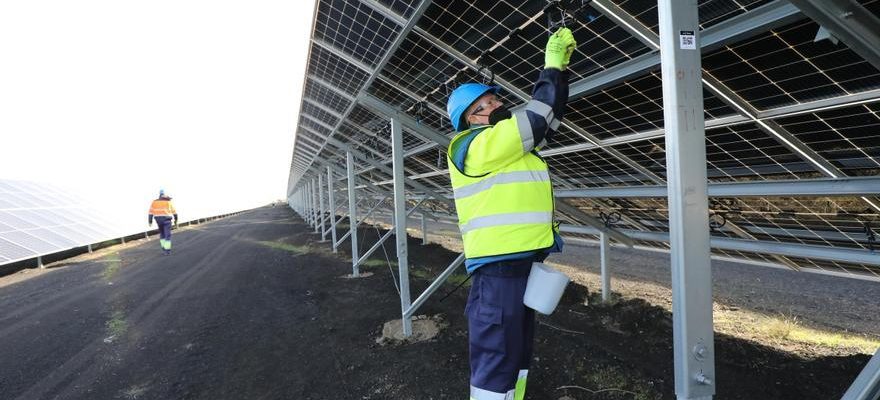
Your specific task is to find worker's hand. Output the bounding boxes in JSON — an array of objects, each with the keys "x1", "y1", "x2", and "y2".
[{"x1": 545, "y1": 27, "x2": 577, "y2": 70}]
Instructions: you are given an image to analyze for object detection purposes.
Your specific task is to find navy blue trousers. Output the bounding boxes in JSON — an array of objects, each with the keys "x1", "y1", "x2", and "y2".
[
  {"x1": 466, "y1": 258, "x2": 535, "y2": 393},
  {"x1": 156, "y1": 216, "x2": 173, "y2": 241}
]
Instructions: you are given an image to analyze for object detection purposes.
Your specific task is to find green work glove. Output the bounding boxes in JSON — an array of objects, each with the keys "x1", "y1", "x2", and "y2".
[{"x1": 545, "y1": 27, "x2": 577, "y2": 70}]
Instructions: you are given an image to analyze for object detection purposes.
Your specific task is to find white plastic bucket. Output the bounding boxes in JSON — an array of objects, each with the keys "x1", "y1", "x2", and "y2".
[{"x1": 523, "y1": 262, "x2": 570, "y2": 315}]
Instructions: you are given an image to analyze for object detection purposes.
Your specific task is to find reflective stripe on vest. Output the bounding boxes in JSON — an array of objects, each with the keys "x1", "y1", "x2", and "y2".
[
  {"x1": 470, "y1": 385, "x2": 514, "y2": 400},
  {"x1": 453, "y1": 170, "x2": 550, "y2": 200},
  {"x1": 459, "y1": 211, "x2": 552, "y2": 235},
  {"x1": 513, "y1": 100, "x2": 560, "y2": 152}
]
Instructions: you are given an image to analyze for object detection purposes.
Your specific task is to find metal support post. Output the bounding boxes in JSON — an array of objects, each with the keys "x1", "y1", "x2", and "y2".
[
  {"x1": 312, "y1": 178, "x2": 320, "y2": 233},
  {"x1": 37, "y1": 256, "x2": 44, "y2": 269},
  {"x1": 304, "y1": 184, "x2": 309, "y2": 223},
  {"x1": 328, "y1": 165, "x2": 338, "y2": 253},
  {"x1": 842, "y1": 348, "x2": 880, "y2": 400},
  {"x1": 319, "y1": 174, "x2": 326, "y2": 241},
  {"x1": 305, "y1": 183, "x2": 312, "y2": 225},
  {"x1": 659, "y1": 1, "x2": 715, "y2": 398},
  {"x1": 310, "y1": 180, "x2": 317, "y2": 228},
  {"x1": 347, "y1": 151, "x2": 360, "y2": 277},
  {"x1": 600, "y1": 232, "x2": 611, "y2": 303},
  {"x1": 421, "y1": 213, "x2": 427, "y2": 245},
  {"x1": 88, "y1": 244, "x2": 93, "y2": 253},
  {"x1": 391, "y1": 118, "x2": 412, "y2": 336}
]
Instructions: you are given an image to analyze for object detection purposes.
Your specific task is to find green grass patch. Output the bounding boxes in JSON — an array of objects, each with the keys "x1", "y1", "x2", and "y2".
[
  {"x1": 361, "y1": 259, "x2": 397, "y2": 269},
  {"x1": 763, "y1": 313, "x2": 880, "y2": 353},
  {"x1": 255, "y1": 241, "x2": 310, "y2": 254},
  {"x1": 101, "y1": 257, "x2": 122, "y2": 280},
  {"x1": 106, "y1": 310, "x2": 128, "y2": 338}
]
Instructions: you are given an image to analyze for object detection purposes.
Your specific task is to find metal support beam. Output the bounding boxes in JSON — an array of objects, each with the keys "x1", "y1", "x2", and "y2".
[
  {"x1": 659, "y1": 2, "x2": 715, "y2": 397},
  {"x1": 305, "y1": 181, "x2": 311, "y2": 226},
  {"x1": 357, "y1": 93, "x2": 452, "y2": 147},
  {"x1": 310, "y1": 38, "x2": 376, "y2": 74},
  {"x1": 303, "y1": 98, "x2": 345, "y2": 120},
  {"x1": 328, "y1": 166, "x2": 338, "y2": 253},
  {"x1": 555, "y1": 200, "x2": 634, "y2": 246},
  {"x1": 842, "y1": 348, "x2": 880, "y2": 400},
  {"x1": 391, "y1": 118, "x2": 413, "y2": 336},
  {"x1": 347, "y1": 151, "x2": 359, "y2": 277},
  {"x1": 559, "y1": 225, "x2": 880, "y2": 278},
  {"x1": 600, "y1": 232, "x2": 611, "y2": 303},
  {"x1": 313, "y1": 178, "x2": 320, "y2": 233},
  {"x1": 404, "y1": 253, "x2": 466, "y2": 319},
  {"x1": 787, "y1": 0, "x2": 880, "y2": 72},
  {"x1": 319, "y1": 174, "x2": 326, "y2": 240},
  {"x1": 357, "y1": 0, "x2": 408, "y2": 26},
  {"x1": 306, "y1": 74, "x2": 356, "y2": 101},
  {"x1": 569, "y1": 1, "x2": 801, "y2": 99},
  {"x1": 421, "y1": 213, "x2": 428, "y2": 245},
  {"x1": 554, "y1": 176, "x2": 880, "y2": 198}
]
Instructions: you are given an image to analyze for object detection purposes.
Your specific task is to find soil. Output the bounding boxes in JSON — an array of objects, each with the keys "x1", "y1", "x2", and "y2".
[{"x1": 0, "y1": 207, "x2": 871, "y2": 399}]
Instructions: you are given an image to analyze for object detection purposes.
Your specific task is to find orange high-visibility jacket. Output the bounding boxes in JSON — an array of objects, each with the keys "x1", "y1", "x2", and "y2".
[{"x1": 148, "y1": 199, "x2": 177, "y2": 217}]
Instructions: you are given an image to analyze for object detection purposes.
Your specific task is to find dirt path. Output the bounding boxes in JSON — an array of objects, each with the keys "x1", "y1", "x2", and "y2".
[{"x1": 0, "y1": 207, "x2": 871, "y2": 399}]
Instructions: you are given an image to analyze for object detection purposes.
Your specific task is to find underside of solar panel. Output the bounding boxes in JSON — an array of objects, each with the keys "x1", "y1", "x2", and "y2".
[{"x1": 288, "y1": 0, "x2": 880, "y2": 280}]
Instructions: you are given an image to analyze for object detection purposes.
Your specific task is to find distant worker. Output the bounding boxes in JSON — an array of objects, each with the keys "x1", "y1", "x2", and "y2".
[
  {"x1": 445, "y1": 27, "x2": 576, "y2": 399},
  {"x1": 148, "y1": 189, "x2": 178, "y2": 255}
]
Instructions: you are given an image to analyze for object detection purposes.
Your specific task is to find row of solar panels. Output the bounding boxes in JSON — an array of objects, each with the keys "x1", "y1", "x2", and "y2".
[
  {"x1": 287, "y1": 0, "x2": 880, "y2": 280},
  {"x1": 0, "y1": 179, "x2": 126, "y2": 265}
]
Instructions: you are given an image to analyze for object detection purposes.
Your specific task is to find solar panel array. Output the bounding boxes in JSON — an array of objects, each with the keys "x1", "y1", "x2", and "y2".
[
  {"x1": 0, "y1": 179, "x2": 124, "y2": 265},
  {"x1": 289, "y1": 0, "x2": 880, "y2": 280}
]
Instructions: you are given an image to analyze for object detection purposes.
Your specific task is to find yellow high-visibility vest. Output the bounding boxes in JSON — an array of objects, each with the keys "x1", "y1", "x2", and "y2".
[{"x1": 447, "y1": 114, "x2": 556, "y2": 259}]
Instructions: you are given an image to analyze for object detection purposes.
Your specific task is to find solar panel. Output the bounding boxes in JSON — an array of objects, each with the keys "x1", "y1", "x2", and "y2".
[
  {"x1": 289, "y1": 0, "x2": 880, "y2": 280},
  {"x1": 0, "y1": 179, "x2": 125, "y2": 265}
]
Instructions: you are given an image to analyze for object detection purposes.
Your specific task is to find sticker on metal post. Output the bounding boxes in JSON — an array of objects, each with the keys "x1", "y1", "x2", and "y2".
[{"x1": 679, "y1": 30, "x2": 696, "y2": 50}]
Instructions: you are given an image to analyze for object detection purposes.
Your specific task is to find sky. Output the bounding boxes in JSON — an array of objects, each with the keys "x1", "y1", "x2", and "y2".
[{"x1": 0, "y1": 0, "x2": 315, "y2": 223}]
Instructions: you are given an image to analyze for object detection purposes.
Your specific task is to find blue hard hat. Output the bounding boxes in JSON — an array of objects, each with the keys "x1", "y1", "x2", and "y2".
[
  {"x1": 447, "y1": 83, "x2": 499, "y2": 132},
  {"x1": 159, "y1": 189, "x2": 165, "y2": 196}
]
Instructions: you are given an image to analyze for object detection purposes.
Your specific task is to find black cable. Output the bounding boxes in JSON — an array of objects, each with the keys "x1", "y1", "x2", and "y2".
[{"x1": 438, "y1": 273, "x2": 473, "y2": 302}]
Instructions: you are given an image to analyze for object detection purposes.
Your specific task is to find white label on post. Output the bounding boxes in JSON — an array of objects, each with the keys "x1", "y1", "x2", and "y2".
[{"x1": 679, "y1": 30, "x2": 696, "y2": 50}]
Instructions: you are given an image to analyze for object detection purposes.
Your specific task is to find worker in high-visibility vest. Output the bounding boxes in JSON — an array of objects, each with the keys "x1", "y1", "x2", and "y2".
[
  {"x1": 446, "y1": 27, "x2": 576, "y2": 400},
  {"x1": 148, "y1": 189, "x2": 178, "y2": 255}
]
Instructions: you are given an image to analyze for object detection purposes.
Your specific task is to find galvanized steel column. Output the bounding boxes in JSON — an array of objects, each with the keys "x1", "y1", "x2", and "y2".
[
  {"x1": 306, "y1": 182, "x2": 312, "y2": 226},
  {"x1": 421, "y1": 213, "x2": 427, "y2": 245},
  {"x1": 319, "y1": 174, "x2": 326, "y2": 240},
  {"x1": 391, "y1": 118, "x2": 412, "y2": 336},
  {"x1": 312, "y1": 178, "x2": 320, "y2": 233},
  {"x1": 328, "y1": 165, "x2": 338, "y2": 253},
  {"x1": 600, "y1": 232, "x2": 611, "y2": 303},
  {"x1": 659, "y1": 0, "x2": 715, "y2": 398},
  {"x1": 347, "y1": 151, "x2": 360, "y2": 277}
]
